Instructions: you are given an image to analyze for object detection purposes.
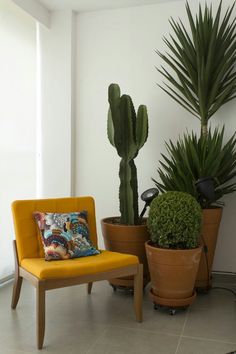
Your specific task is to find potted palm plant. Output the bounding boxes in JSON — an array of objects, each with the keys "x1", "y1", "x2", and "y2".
[
  {"x1": 155, "y1": 1, "x2": 236, "y2": 289},
  {"x1": 101, "y1": 83, "x2": 150, "y2": 288},
  {"x1": 146, "y1": 191, "x2": 202, "y2": 310}
]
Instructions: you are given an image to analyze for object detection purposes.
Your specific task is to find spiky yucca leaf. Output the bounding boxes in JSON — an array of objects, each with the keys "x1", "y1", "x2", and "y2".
[
  {"x1": 157, "y1": 1, "x2": 236, "y2": 136},
  {"x1": 153, "y1": 127, "x2": 236, "y2": 207}
]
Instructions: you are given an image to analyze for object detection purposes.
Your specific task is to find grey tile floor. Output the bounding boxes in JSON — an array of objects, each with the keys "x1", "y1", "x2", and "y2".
[{"x1": 0, "y1": 278, "x2": 235, "y2": 354}]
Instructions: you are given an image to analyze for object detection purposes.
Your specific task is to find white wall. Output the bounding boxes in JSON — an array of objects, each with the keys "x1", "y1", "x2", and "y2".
[
  {"x1": 0, "y1": 0, "x2": 36, "y2": 279},
  {"x1": 75, "y1": 0, "x2": 236, "y2": 272},
  {"x1": 38, "y1": 10, "x2": 76, "y2": 197}
]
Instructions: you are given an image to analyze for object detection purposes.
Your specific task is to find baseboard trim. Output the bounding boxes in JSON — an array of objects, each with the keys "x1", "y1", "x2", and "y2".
[
  {"x1": 212, "y1": 271, "x2": 236, "y2": 285},
  {"x1": 0, "y1": 274, "x2": 14, "y2": 286}
]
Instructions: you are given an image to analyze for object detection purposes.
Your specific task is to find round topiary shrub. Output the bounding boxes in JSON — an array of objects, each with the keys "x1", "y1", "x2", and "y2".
[{"x1": 147, "y1": 191, "x2": 202, "y2": 249}]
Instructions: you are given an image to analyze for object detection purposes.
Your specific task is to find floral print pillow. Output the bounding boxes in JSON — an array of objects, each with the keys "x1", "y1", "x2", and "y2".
[{"x1": 33, "y1": 211, "x2": 100, "y2": 261}]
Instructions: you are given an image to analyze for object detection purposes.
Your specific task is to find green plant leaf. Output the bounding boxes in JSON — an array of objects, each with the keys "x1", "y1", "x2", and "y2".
[
  {"x1": 154, "y1": 128, "x2": 236, "y2": 207},
  {"x1": 157, "y1": 1, "x2": 236, "y2": 132}
]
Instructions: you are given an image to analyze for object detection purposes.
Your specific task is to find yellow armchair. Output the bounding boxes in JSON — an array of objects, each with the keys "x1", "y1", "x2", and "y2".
[{"x1": 11, "y1": 197, "x2": 143, "y2": 349}]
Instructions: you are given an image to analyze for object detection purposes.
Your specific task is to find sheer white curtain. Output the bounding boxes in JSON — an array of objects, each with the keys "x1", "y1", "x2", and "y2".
[{"x1": 0, "y1": 0, "x2": 36, "y2": 280}]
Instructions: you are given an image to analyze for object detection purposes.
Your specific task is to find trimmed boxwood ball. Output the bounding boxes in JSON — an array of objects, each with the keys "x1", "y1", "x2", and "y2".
[{"x1": 147, "y1": 191, "x2": 202, "y2": 249}]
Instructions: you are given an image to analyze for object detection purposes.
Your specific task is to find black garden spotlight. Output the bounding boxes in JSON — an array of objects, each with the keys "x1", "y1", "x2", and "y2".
[
  {"x1": 139, "y1": 188, "x2": 159, "y2": 222},
  {"x1": 195, "y1": 177, "x2": 216, "y2": 206}
]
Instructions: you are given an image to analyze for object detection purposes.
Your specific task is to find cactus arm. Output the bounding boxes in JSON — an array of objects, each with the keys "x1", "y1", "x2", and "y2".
[
  {"x1": 136, "y1": 105, "x2": 148, "y2": 150},
  {"x1": 108, "y1": 83, "x2": 121, "y2": 106},
  {"x1": 107, "y1": 108, "x2": 115, "y2": 147},
  {"x1": 119, "y1": 95, "x2": 137, "y2": 160},
  {"x1": 129, "y1": 95, "x2": 137, "y2": 143},
  {"x1": 108, "y1": 84, "x2": 122, "y2": 154}
]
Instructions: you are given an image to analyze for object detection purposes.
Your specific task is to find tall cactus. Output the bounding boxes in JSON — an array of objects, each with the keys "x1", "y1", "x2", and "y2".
[{"x1": 107, "y1": 83, "x2": 148, "y2": 225}]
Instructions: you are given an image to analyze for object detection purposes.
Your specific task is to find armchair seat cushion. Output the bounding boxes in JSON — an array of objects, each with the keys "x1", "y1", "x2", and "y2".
[{"x1": 21, "y1": 250, "x2": 139, "y2": 280}]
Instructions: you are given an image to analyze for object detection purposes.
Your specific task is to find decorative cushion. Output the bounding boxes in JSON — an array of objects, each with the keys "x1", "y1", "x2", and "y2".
[{"x1": 33, "y1": 211, "x2": 100, "y2": 261}]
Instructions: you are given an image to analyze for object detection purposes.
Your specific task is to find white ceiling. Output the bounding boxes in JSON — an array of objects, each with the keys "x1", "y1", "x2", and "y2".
[{"x1": 36, "y1": 0, "x2": 180, "y2": 13}]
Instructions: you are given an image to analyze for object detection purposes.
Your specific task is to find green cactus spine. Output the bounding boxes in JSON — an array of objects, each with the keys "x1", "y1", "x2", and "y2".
[{"x1": 107, "y1": 83, "x2": 148, "y2": 225}]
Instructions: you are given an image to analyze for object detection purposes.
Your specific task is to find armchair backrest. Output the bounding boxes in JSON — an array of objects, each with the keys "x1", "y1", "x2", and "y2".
[{"x1": 11, "y1": 196, "x2": 98, "y2": 263}]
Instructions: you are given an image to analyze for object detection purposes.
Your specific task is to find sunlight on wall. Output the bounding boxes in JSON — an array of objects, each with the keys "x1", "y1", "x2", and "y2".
[{"x1": 0, "y1": 0, "x2": 36, "y2": 279}]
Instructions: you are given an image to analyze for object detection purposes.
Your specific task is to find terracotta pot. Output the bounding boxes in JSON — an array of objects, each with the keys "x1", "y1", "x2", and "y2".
[
  {"x1": 101, "y1": 218, "x2": 150, "y2": 288},
  {"x1": 195, "y1": 208, "x2": 223, "y2": 290},
  {"x1": 145, "y1": 241, "x2": 202, "y2": 307}
]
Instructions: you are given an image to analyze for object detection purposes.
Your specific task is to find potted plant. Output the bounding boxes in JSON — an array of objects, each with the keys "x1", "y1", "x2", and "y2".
[
  {"x1": 155, "y1": 1, "x2": 236, "y2": 289},
  {"x1": 146, "y1": 191, "x2": 202, "y2": 310},
  {"x1": 153, "y1": 128, "x2": 236, "y2": 289},
  {"x1": 101, "y1": 83, "x2": 149, "y2": 288}
]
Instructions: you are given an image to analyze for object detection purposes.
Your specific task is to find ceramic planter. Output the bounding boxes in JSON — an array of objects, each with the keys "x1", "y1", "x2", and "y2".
[
  {"x1": 195, "y1": 207, "x2": 223, "y2": 289},
  {"x1": 145, "y1": 241, "x2": 202, "y2": 307},
  {"x1": 101, "y1": 218, "x2": 150, "y2": 288}
]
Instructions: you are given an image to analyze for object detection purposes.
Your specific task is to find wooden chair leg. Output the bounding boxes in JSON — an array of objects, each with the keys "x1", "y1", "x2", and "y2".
[
  {"x1": 87, "y1": 282, "x2": 93, "y2": 294},
  {"x1": 36, "y1": 281, "x2": 45, "y2": 350},
  {"x1": 11, "y1": 274, "x2": 23, "y2": 309},
  {"x1": 133, "y1": 264, "x2": 143, "y2": 322},
  {"x1": 11, "y1": 240, "x2": 23, "y2": 309}
]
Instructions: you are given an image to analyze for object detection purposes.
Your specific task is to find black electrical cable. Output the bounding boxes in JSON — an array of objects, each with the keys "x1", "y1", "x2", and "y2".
[
  {"x1": 200, "y1": 234, "x2": 236, "y2": 299},
  {"x1": 211, "y1": 287, "x2": 236, "y2": 297},
  {"x1": 201, "y1": 233, "x2": 211, "y2": 290}
]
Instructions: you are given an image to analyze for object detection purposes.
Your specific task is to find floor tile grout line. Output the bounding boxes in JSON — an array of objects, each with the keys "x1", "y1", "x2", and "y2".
[
  {"x1": 174, "y1": 306, "x2": 190, "y2": 354},
  {"x1": 85, "y1": 326, "x2": 110, "y2": 354},
  {"x1": 106, "y1": 324, "x2": 180, "y2": 337},
  {"x1": 180, "y1": 334, "x2": 236, "y2": 345}
]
